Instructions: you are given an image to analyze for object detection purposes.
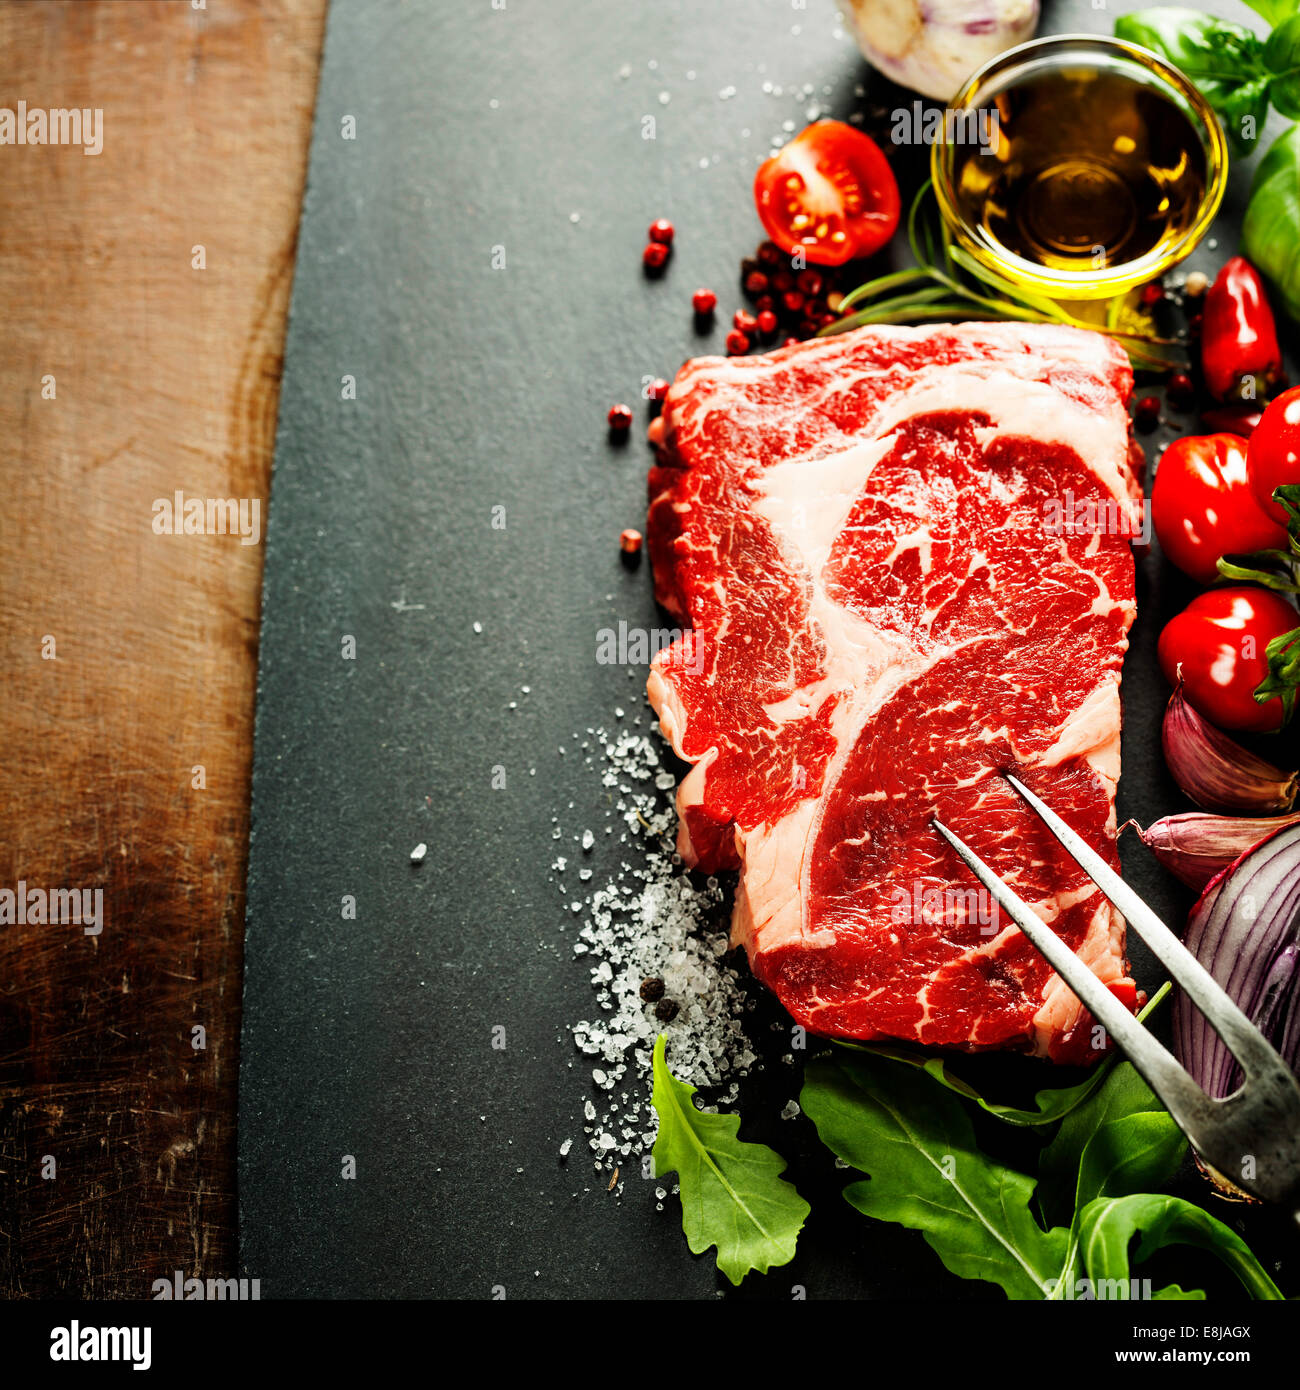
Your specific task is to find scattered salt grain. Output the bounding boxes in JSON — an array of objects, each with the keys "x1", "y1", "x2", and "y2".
[{"x1": 410, "y1": 843, "x2": 427, "y2": 863}]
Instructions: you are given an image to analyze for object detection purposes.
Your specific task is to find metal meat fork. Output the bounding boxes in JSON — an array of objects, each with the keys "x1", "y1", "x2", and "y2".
[{"x1": 932, "y1": 773, "x2": 1300, "y2": 1226}]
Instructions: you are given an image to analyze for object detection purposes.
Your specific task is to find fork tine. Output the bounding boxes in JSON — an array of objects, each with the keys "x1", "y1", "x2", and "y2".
[
  {"x1": 931, "y1": 815, "x2": 1207, "y2": 1119},
  {"x1": 1003, "y1": 773, "x2": 1285, "y2": 1081}
]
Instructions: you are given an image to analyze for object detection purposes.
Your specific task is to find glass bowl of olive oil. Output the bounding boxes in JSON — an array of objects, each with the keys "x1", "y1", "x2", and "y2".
[{"x1": 931, "y1": 35, "x2": 1227, "y2": 301}]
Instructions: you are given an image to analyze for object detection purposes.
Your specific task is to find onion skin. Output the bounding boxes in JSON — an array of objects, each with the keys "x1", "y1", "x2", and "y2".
[
  {"x1": 1162, "y1": 684, "x2": 1298, "y2": 814},
  {"x1": 1134, "y1": 811, "x2": 1300, "y2": 891},
  {"x1": 1175, "y1": 824, "x2": 1300, "y2": 1100}
]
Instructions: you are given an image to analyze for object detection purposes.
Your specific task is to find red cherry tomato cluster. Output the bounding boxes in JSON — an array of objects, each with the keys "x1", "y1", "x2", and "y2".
[{"x1": 1155, "y1": 347, "x2": 1300, "y2": 730}]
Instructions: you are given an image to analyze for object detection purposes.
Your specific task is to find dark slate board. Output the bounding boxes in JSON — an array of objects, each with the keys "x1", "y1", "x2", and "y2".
[{"x1": 239, "y1": 0, "x2": 1298, "y2": 1298}]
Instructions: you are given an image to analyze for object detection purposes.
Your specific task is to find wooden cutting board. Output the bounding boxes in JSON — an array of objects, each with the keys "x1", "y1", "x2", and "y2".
[{"x1": 0, "y1": 0, "x2": 325, "y2": 1298}]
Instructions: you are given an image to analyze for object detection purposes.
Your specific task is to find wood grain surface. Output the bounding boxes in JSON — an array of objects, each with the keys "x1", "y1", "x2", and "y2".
[{"x1": 0, "y1": 0, "x2": 325, "y2": 1297}]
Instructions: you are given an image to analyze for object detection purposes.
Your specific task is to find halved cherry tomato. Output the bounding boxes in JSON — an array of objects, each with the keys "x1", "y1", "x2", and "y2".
[
  {"x1": 1157, "y1": 586, "x2": 1297, "y2": 732},
  {"x1": 1150, "y1": 433, "x2": 1287, "y2": 585},
  {"x1": 1248, "y1": 384, "x2": 1300, "y2": 526},
  {"x1": 753, "y1": 120, "x2": 900, "y2": 268}
]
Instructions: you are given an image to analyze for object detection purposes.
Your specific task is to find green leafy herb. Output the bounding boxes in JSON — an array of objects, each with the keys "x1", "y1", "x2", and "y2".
[
  {"x1": 1243, "y1": 124, "x2": 1300, "y2": 322},
  {"x1": 1115, "y1": 10, "x2": 1269, "y2": 155},
  {"x1": 1038, "y1": 1056, "x2": 1169, "y2": 1225},
  {"x1": 649, "y1": 1034, "x2": 809, "y2": 1285},
  {"x1": 1117, "y1": 5, "x2": 1300, "y2": 321},
  {"x1": 1078, "y1": 1194, "x2": 1284, "y2": 1300},
  {"x1": 853, "y1": 981, "x2": 1173, "y2": 1132},
  {"x1": 1264, "y1": 15, "x2": 1300, "y2": 117},
  {"x1": 801, "y1": 1050, "x2": 1068, "y2": 1298},
  {"x1": 801, "y1": 1047, "x2": 1284, "y2": 1300},
  {"x1": 1245, "y1": 0, "x2": 1300, "y2": 28},
  {"x1": 1048, "y1": 1105, "x2": 1189, "y2": 1298}
]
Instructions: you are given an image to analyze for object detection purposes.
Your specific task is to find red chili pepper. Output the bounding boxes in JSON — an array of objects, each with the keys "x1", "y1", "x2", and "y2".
[{"x1": 1201, "y1": 257, "x2": 1282, "y2": 403}]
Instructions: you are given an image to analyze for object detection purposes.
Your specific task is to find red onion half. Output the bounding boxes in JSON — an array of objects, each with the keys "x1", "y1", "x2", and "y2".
[{"x1": 1175, "y1": 824, "x2": 1300, "y2": 1099}]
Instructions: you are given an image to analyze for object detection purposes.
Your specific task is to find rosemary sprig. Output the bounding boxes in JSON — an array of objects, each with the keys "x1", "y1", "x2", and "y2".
[{"x1": 821, "y1": 182, "x2": 1188, "y2": 372}]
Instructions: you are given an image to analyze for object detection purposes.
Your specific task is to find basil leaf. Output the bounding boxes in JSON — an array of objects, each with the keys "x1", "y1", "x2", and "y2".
[
  {"x1": 1244, "y1": 123, "x2": 1300, "y2": 321},
  {"x1": 1115, "y1": 9, "x2": 1268, "y2": 154},
  {"x1": 1222, "y1": 76, "x2": 1274, "y2": 153},
  {"x1": 801, "y1": 1052, "x2": 1069, "y2": 1299},
  {"x1": 1115, "y1": 9, "x2": 1265, "y2": 87},
  {"x1": 1244, "y1": 0, "x2": 1300, "y2": 27},
  {"x1": 649, "y1": 1035, "x2": 808, "y2": 1285},
  {"x1": 1078, "y1": 1193, "x2": 1285, "y2": 1300},
  {"x1": 1265, "y1": 15, "x2": 1300, "y2": 117}
]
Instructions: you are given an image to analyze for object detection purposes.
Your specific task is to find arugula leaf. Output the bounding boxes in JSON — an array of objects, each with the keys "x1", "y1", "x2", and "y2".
[
  {"x1": 850, "y1": 1043, "x2": 1114, "y2": 1126},
  {"x1": 803, "y1": 1046, "x2": 1287, "y2": 1301},
  {"x1": 801, "y1": 1052, "x2": 1069, "y2": 1298},
  {"x1": 649, "y1": 1034, "x2": 808, "y2": 1285},
  {"x1": 855, "y1": 982, "x2": 1172, "y2": 1132},
  {"x1": 1075, "y1": 1112, "x2": 1188, "y2": 1210},
  {"x1": 1078, "y1": 1193, "x2": 1285, "y2": 1300},
  {"x1": 1038, "y1": 1061, "x2": 1169, "y2": 1225},
  {"x1": 1047, "y1": 1109, "x2": 1189, "y2": 1298}
]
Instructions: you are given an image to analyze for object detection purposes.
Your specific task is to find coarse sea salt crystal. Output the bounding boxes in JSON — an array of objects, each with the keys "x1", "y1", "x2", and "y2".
[{"x1": 555, "y1": 721, "x2": 758, "y2": 1179}]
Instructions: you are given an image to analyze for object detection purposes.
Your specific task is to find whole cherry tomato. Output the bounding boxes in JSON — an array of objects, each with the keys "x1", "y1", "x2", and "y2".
[
  {"x1": 1248, "y1": 384, "x2": 1300, "y2": 527},
  {"x1": 1150, "y1": 434, "x2": 1287, "y2": 585},
  {"x1": 753, "y1": 120, "x2": 900, "y2": 268},
  {"x1": 1157, "y1": 587, "x2": 1298, "y2": 732}
]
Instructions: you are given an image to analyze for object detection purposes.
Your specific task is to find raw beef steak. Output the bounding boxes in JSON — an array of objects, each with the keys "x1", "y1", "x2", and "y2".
[{"x1": 646, "y1": 322, "x2": 1140, "y2": 1062}]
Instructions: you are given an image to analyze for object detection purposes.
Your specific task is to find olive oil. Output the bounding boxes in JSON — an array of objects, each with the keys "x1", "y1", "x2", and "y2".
[{"x1": 951, "y1": 69, "x2": 1207, "y2": 274}]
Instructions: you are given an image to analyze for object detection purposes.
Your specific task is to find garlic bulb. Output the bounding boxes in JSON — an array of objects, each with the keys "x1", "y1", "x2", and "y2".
[{"x1": 842, "y1": 0, "x2": 1041, "y2": 102}]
